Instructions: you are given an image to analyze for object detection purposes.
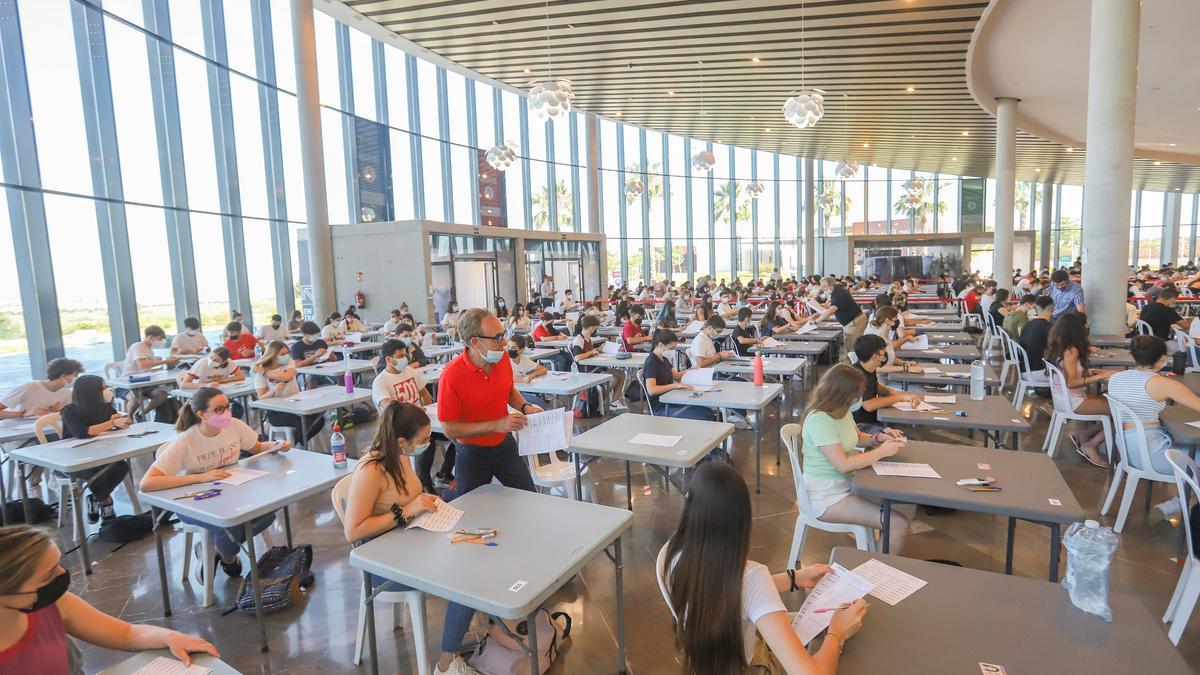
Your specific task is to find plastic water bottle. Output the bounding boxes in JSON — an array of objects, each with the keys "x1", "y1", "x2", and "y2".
[
  {"x1": 254, "y1": 342, "x2": 262, "y2": 360},
  {"x1": 969, "y1": 359, "x2": 985, "y2": 400},
  {"x1": 331, "y1": 424, "x2": 348, "y2": 468},
  {"x1": 753, "y1": 352, "x2": 765, "y2": 387},
  {"x1": 1061, "y1": 520, "x2": 1118, "y2": 621}
]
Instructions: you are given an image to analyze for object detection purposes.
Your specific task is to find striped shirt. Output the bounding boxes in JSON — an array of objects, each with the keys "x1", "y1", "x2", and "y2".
[{"x1": 1107, "y1": 369, "x2": 1165, "y2": 423}]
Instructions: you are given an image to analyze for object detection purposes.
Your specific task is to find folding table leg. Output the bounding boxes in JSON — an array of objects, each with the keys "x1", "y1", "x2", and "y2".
[{"x1": 245, "y1": 522, "x2": 269, "y2": 652}]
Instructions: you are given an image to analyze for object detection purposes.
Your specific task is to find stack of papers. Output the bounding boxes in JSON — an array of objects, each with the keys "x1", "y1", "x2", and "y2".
[
  {"x1": 214, "y1": 466, "x2": 269, "y2": 485},
  {"x1": 761, "y1": 336, "x2": 783, "y2": 348},
  {"x1": 871, "y1": 462, "x2": 941, "y2": 479},
  {"x1": 601, "y1": 341, "x2": 622, "y2": 355},
  {"x1": 794, "y1": 322, "x2": 818, "y2": 335},
  {"x1": 131, "y1": 657, "x2": 212, "y2": 675},
  {"x1": 924, "y1": 394, "x2": 956, "y2": 404},
  {"x1": 791, "y1": 564, "x2": 874, "y2": 645},
  {"x1": 684, "y1": 320, "x2": 706, "y2": 333},
  {"x1": 805, "y1": 299, "x2": 826, "y2": 314},
  {"x1": 516, "y1": 408, "x2": 573, "y2": 456},
  {"x1": 893, "y1": 400, "x2": 938, "y2": 412},
  {"x1": 630, "y1": 433, "x2": 681, "y2": 447},
  {"x1": 919, "y1": 366, "x2": 942, "y2": 374}
]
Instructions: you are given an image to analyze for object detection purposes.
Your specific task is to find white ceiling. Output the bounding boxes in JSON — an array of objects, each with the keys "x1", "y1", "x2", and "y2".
[
  {"x1": 969, "y1": 0, "x2": 1200, "y2": 178},
  {"x1": 331, "y1": 0, "x2": 1200, "y2": 191}
]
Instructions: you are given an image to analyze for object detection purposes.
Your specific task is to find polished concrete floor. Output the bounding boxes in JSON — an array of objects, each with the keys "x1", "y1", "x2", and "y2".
[{"x1": 57, "y1": 372, "x2": 1200, "y2": 674}]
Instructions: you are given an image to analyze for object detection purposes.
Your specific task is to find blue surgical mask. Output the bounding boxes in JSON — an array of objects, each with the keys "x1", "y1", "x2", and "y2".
[
  {"x1": 277, "y1": 356, "x2": 290, "y2": 365},
  {"x1": 407, "y1": 441, "x2": 431, "y2": 456},
  {"x1": 849, "y1": 397, "x2": 863, "y2": 413}
]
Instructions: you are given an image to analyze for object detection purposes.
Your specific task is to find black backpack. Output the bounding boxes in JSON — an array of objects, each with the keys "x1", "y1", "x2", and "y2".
[
  {"x1": 2, "y1": 498, "x2": 55, "y2": 524},
  {"x1": 98, "y1": 512, "x2": 155, "y2": 544},
  {"x1": 231, "y1": 545, "x2": 315, "y2": 615}
]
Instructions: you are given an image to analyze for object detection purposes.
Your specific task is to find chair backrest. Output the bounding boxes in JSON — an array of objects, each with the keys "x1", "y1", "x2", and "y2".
[
  {"x1": 1043, "y1": 362, "x2": 1075, "y2": 413},
  {"x1": 33, "y1": 412, "x2": 62, "y2": 444},
  {"x1": 104, "y1": 361, "x2": 124, "y2": 379},
  {"x1": 780, "y1": 422, "x2": 820, "y2": 519},
  {"x1": 1008, "y1": 335, "x2": 1034, "y2": 374},
  {"x1": 654, "y1": 542, "x2": 679, "y2": 622},
  {"x1": 1173, "y1": 328, "x2": 1199, "y2": 369},
  {"x1": 1135, "y1": 319, "x2": 1152, "y2": 336},
  {"x1": 330, "y1": 474, "x2": 353, "y2": 524},
  {"x1": 1165, "y1": 449, "x2": 1200, "y2": 564},
  {"x1": 636, "y1": 370, "x2": 655, "y2": 416},
  {"x1": 1104, "y1": 394, "x2": 1163, "y2": 477}
]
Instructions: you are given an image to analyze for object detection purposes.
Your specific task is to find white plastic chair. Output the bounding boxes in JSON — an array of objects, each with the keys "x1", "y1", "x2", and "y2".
[
  {"x1": 33, "y1": 414, "x2": 73, "y2": 530},
  {"x1": 1163, "y1": 449, "x2": 1200, "y2": 644},
  {"x1": 980, "y1": 311, "x2": 1000, "y2": 364},
  {"x1": 103, "y1": 361, "x2": 124, "y2": 379},
  {"x1": 1101, "y1": 396, "x2": 1177, "y2": 533},
  {"x1": 1007, "y1": 336, "x2": 1048, "y2": 407},
  {"x1": 180, "y1": 519, "x2": 275, "y2": 608},
  {"x1": 1135, "y1": 319, "x2": 1152, "y2": 336},
  {"x1": 1172, "y1": 328, "x2": 1200, "y2": 373},
  {"x1": 780, "y1": 423, "x2": 875, "y2": 564},
  {"x1": 330, "y1": 475, "x2": 429, "y2": 674},
  {"x1": 996, "y1": 327, "x2": 1017, "y2": 387},
  {"x1": 526, "y1": 451, "x2": 583, "y2": 500},
  {"x1": 1042, "y1": 363, "x2": 1113, "y2": 460}
]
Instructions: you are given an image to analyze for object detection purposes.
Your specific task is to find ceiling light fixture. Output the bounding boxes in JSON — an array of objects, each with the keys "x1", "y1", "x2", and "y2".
[
  {"x1": 782, "y1": 1, "x2": 824, "y2": 130},
  {"x1": 834, "y1": 94, "x2": 859, "y2": 179},
  {"x1": 862, "y1": 143, "x2": 870, "y2": 148},
  {"x1": 1154, "y1": 161, "x2": 1162, "y2": 165},
  {"x1": 691, "y1": 61, "x2": 716, "y2": 173},
  {"x1": 527, "y1": 0, "x2": 574, "y2": 121},
  {"x1": 961, "y1": 131, "x2": 969, "y2": 136},
  {"x1": 1065, "y1": 147, "x2": 1074, "y2": 153},
  {"x1": 905, "y1": 86, "x2": 916, "y2": 93},
  {"x1": 485, "y1": 140, "x2": 519, "y2": 171},
  {"x1": 744, "y1": 180, "x2": 766, "y2": 199},
  {"x1": 667, "y1": 90, "x2": 675, "y2": 96},
  {"x1": 752, "y1": 56, "x2": 761, "y2": 63}
]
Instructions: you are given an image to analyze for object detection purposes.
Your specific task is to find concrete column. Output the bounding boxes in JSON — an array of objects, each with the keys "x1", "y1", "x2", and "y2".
[
  {"x1": 993, "y1": 97, "x2": 1018, "y2": 290},
  {"x1": 1162, "y1": 191, "x2": 1182, "y2": 266},
  {"x1": 1081, "y1": 0, "x2": 1139, "y2": 335},
  {"x1": 585, "y1": 113, "x2": 601, "y2": 234},
  {"x1": 1039, "y1": 181, "x2": 1053, "y2": 271},
  {"x1": 803, "y1": 157, "x2": 815, "y2": 275},
  {"x1": 291, "y1": 0, "x2": 335, "y2": 318}
]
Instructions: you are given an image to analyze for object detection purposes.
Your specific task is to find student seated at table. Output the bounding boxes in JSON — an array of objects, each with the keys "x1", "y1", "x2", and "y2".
[
  {"x1": 320, "y1": 312, "x2": 347, "y2": 346},
  {"x1": 642, "y1": 330, "x2": 718, "y2": 424},
  {"x1": 388, "y1": 324, "x2": 429, "y2": 368},
  {"x1": 1044, "y1": 313, "x2": 1113, "y2": 467},
  {"x1": 0, "y1": 525, "x2": 218, "y2": 673},
  {"x1": 1139, "y1": 286, "x2": 1190, "y2": 340},
  {"x1": 886, "y1": 292, "x2": 932, "y2": 330},
  {"x1": 1003, "y1": 295, "x2": 1037, "y2": 341},
  {"x1": 140, "y1": 388, "x2": 290, "y2": 579},
  {"x1": 687, "y1": 316, "x2": 734, "y2": 368},
  {"x1": 290, "y1": 320, "x2": 339, "y2": 387},
  {"x1": 507, "y1": 334, "x2": 549, "y2": 411},
  {"x1": 0, "y1": 358, "x2": 83, "y2": 419},
  {"x1": 59, "y1": 375, "x2": 134, "y2": 523},
  {"x1": 373, "y1": 339, "x2": 432, "y2": 411},
  {"x1": 286, "y1": 310, "x2": 304, "y2": 332},
  {"x1": 657, "y1": 463, "x2": 867, "y2": 675},
  {"x1": 1019, "y1": 296, "x2": 1055, "y2": 370},
  {"x1": 506, "y1": 303, "x2": 532, "y2": 334},
  {"x1": 758, "y1": 301, "x2": 799, "y2": 337},
  {"x1": 987, "y1": 288, "x2": 1012, "y2": 330},
  {"x1": 1109, "y1": 335, "x2": 1200, "y2": 477},
  {"x1": 799, "y1": 364, "x2": 914, "y2": 553},
  {"x1": 569, "y1": 316, "x2": 627, "y2": 413},
  {"x1": 440, "y1": 302, "x2": 461, "y2": 338},
  {"x1": 343, "y1": 307, "x2": 367, "y2": 333},
  {"x1": 862, "y1": 307, "x2": 922, "y2": 374},
  {"x1": 179, "y1": 347, "x2": 244, "y2": 390},
  {"x1": 529, "y1": 314, "x2": 572, "y2": 371},
  {"x1": 170, "y1": 317, "x2": 209, "y2": 356},
  {"x1": 851, "y1": 335, "x2": 923, "y2": 435},
  {"x1": 252, "y1": 341, "x2": 323, "y2": 444},
  {"x1": 122, "y1": 325, "x2": 181, "y2": 423},
  {"x1": 619, "y1": 306, "x2": 651, "y2": 354},
  {"x1": 728, "y1": 307, "x2": 763, "y2": 358},
  {"x1": 221, "y1": 322, "x2": 259, "y2": 361},
  {"x1": 257, "y1": 314, "x2": 288, "y2": 343},
  {"x1": 383, "y1": 309, "x2": 404, "y2": 336},
  {"x1": 340, "y1": 403, "x2": 478, "y2": 675}
]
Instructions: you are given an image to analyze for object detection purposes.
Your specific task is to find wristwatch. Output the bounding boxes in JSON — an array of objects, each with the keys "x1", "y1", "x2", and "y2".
[
  {"x1": 520, "y1": 402, "x2": 535, "y2": 413},
  {"x1": 390, "y1": 503, "x2": 408, "y2": 529}
]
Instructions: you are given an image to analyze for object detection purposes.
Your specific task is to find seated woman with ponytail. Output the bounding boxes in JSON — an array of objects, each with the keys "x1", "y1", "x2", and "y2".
[
  {"x1": 341, "y1": 402, "x2": 477, "y2": 675},
  {"x1": 0, "y1": 525, "x2": 217, "y2": 673},
  {"x1": 140, "y1": 387, "x2": 291, "y2": 579},
  {"x1": 252, "y1": 340, "x2": 324, "y2": 442},
  {"x1": 59, "y1": 375, "x2": 133, "y2": 523}
]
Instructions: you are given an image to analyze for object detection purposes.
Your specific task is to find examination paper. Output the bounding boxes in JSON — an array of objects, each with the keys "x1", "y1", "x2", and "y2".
[
  {"x1": 791, "y1": 563, "x2": 874, "y2": 645},
  {"x1": 516, "y1": 408, "x2": 572, "y2": 456},
  {"x1": 409, "y1": 500, "x2": 464, "y2": 532},
  {"x1": 601, "y1": 341, "x2": 623, "y2": 355},
  {"x1": 684, "y1": 320, "x2": 706, "y2": 333},
  {"x1": 851, "y1": 558, "x2": 928, "y2": 606},
  {"x1": 805, "y1": 299, "x2": 826, "y2": 314},
  {"x1": 761, "y1": 336, "x2": 783, "y2": 348},
  {"x1": 907, "y1": 335, "x2": 930, "y2": 350},
  {"x1": 924, "y1": 395, "x2": 957, "y2": 404},
  {"x1": 794, "y1": 322, "x2": 818, "y2": 335},
  {"x1": 871, "y1": 462, "x2": 941, "y2": 479},
  {"x1": 215, "y1": 466, "x2": 269, "y2": 485},
  {"x1": 629, "y1": 433, "x2": 681, "y2": 447},
  {"x1": 131, "y1": 657, "x2": 212, "y2": 675},
  {"x1": 892, "y1": 400, "x2": 938, "y2": 412},
  {"x1": 681, "y1": 368, "x2": 715, "y2": 389}
]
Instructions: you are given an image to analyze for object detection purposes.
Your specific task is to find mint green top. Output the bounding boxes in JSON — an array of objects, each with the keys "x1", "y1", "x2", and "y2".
[{"x1": 801, "y1": 410, "x2": 861, "y2": 480}]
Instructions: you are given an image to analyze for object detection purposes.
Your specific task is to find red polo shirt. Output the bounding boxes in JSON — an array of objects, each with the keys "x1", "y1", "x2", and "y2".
[{"x1": 437, "y1": 349, "x2": 514, "y2": 447}]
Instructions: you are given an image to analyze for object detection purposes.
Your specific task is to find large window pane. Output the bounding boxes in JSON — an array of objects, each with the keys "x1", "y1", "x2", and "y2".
[
  {"x1": 191, "y1": 214, "x2": 231, "y2": 328},
  {"x1": 349, "y1": 30, "x2": 376, "y2": 119},
  {"x1": 44, "y1": 195, "x2": 111, "y2": 374},
  {"x1": 175, "y1": 48, "x2": 221, "y2": 213},
  {"x1": 230, "y1": 74, "x2": 270, "y2": 220},
  {"x1": 321, "y1": 108, "x2": 350, "y2": 223},
  {"x1": 314, "y1": 11, "x2": 340, "y2": 108},
  {"x1": 106, "y1": 16, "x2": 164, "y2": 207},
  {"x1": 222, "y1": 0, "x2": 255, "y2": 74},
  {"x1": 270, "y1": 0, "x2": 296, "y2": 92},
  {"x1": 126, "y1": 205, "x2": 177, "y2": 334},
  {"x1": 0, "y1": 189, "x2": 33, "y2": 389},
  {"x1": 243, "y1": 220, "x2": 277, "y2": 325}
]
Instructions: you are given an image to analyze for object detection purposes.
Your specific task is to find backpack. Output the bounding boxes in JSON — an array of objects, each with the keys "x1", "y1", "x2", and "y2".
[
  {"x1": 573, "y1": 387, "x2": 603, "y2": 418},
  {"x1": 98, "y1": 512, "x2": 155, "y2": 544},
  {"x1": 1, "y1": 498, "x2": 55, "y2": 524},
  {"x1": 623, "y1": 380, "x2": 644, "y2": 402},
  {"x1": 468, "y1": 609, "x2": 572, "y2": 675},
  {"x1": 230, "y1": 545, "x2": 314, "y2": 615}
]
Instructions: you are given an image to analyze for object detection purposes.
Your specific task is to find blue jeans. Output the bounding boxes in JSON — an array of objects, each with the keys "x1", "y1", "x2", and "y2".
[
  {"x1": 178, "y1": 512, "x2": 275, "y2": 560},
  {"x1": 522, "y1": 393, "x2": 548, "y2": 409},
  {"x1": 1126, "y1": 427, "x2": 1175, "y2": 475}
]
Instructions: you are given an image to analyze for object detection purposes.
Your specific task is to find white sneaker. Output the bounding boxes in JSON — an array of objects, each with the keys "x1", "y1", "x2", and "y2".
[
  {"x1": 727, "y1": 412, "x2": 753, "y2": 430},
  {"x1": 435, "y1": 656, "x2": 481, "y2": 675},
  {"x1": 609, "y1": 400, "x2": 628, "y2": 411}
]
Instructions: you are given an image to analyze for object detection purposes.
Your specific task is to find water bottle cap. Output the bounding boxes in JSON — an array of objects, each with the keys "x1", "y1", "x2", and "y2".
[
  {"x1": 332, "y1": 424, "x2": 341, "y2": 432},
  {"x1": 1085, "y1": 519, "x2": 1099, "y2": 529}
]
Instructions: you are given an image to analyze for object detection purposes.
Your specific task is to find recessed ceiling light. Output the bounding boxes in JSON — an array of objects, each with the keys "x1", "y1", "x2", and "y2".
[
  {"x1": 567, "y1": 24, "x2": 575, "y2": 28},
  {"x1": 1169, "y1": 143, "x2": 1177, "y2": 147},
  {"x1": 1034, "y1": 168, "x2": 1041, "y2": 172},
  {"x1": 751, "y1": 56, "x2": 761, "y2": 63},
  {"x1": 862, "y1": 143, "x2": 870, "y2": 148},
  {"x1": 523, "y1": 68, "x2": 532, "y2": 74},
  {"x1": 765, "y1": 128, "x2": 771, "y2": 132},
  {"x1": 1154, "y1": 161, "x2": 1162, "y2": 165},
  {"x1": 613, "y1": 111, "x2": 622, "y2": 117},
  {"x1": 667, "y1": 90, "x2": 675, "y2": 96},
  {"x1": 1065, "y1": 147, "x2": 1075, "y2": 153},
  {"x1": 905, "y1": 86, "x2": 916, "y2": 93},
  {"x1": 951, "y1": 157, "x2": 958, "y2": 161},
  {"x1": 962, "y1": 131, "x2": 969, "y2": 136}
]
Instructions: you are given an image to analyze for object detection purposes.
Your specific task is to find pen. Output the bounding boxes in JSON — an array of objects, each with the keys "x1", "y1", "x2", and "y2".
[{"x1": 813, "y1": 603, "x2": 853, "y2": 614}]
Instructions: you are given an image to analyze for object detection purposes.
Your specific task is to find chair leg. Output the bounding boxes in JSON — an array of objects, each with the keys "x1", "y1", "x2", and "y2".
[
  {"x1": 182, "y1": 532, "x2": 194, "y2": 581},
  {"x1": 123, "y1": 471, "x2": 142, "y2": 513},
  {"x1": 788, "y1": 517, "x2": 808, "y2": 567},
  {"x1": 1167, "y1": 568, "x2": 1200, "y2": 645},
  {"x1": 1113, "y1": 475, "x2": 1140, "y2": 534},
  {"x1": 1102, "y1": 467, "x2": 1125, "y2": 515},
  {"x1": 202, "y1": 532, "x2": 216, "y2": 608},
  {"x1": 409, "y1": 594, "x2": 430, "y2": 675},
  {"x1": 1099, "y1": 419, "x2": 1114, "y2": 463},
  {"x1": 1164, "y1": 558, "x2": 1193, "y2": 623},
  {"x1": 852, "y1": 527, "x2": 872, "y2": 552},
  {"x1": 392, "y1": 601, "x2": 403, "y2": 631},
  {"x1": 1044, "y1": 415, "x2": 1062, "y2": 455},
  {"x1": 353, "y1": 586, "x2": 368, "y2": 666},
  {"x1": 57, "y1": 483, "x2": 68, "y2": 528}
]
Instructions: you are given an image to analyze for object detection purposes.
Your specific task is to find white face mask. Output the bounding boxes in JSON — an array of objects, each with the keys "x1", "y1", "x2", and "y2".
[
  {"x1": 186, "y1": 329, "x2": 198, "y2": 336},
  {"x1": 849, "y1": 397, "x2": 863, "y2": 413}
]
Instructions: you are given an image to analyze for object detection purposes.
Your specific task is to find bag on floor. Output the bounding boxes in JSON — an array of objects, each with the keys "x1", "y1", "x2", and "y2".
[
  {"x1": 468, "y1": 608, "x2": 572, "y2": 675},
  {"x1": 98, "y1": 512, "x2": 154, "y2": 543},
  {"x1": 232, "y1": 544, "x2": 314, "y2": 615},
  {"x1": 623, "y1": 380, "x2": 644, "y2": 402},
  {"x1": 573, "y1": 387, "x2": 603, "y2": 418},
  {"x1": 1, "y1": 498, "x2": 55, "y2": 524}
]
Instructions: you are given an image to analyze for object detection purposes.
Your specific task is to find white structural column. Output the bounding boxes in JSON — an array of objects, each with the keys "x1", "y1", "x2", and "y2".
[
  {"x1": 993, "y1": 97, "x2": 1018, "y2": 290},
  {"x1": 803, "y1": 157, "x2": 815, "y2": 275},
  {"x1": 1162, "y1": 191, "x2": 1182, "y2": 266},
  {"x1": 291, "y1": 0, "x2": 335, "y2": 318},
  {"x1": 585, "y1": 113, "x2": 601, "y2": 234},
  {"x1": 1039, "y1": 181, "x2": 1053, "y2": 271},
  {"x1": 1081, "y1": 0, "x2": 1140, "y2": 335}
]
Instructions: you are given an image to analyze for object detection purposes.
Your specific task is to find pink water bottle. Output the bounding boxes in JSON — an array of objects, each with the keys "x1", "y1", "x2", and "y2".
[
  {"x1": 344, "y1": 361, "x2": 354, "y2": 393},
  {"x1": 753, "y1": 352, "x2": 765, "y2": 387}
]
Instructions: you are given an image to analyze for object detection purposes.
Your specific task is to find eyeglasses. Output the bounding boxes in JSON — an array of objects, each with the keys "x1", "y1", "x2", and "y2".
[
  {"x1": 208, "y1": 405, "x2": 230, "y2": 414},
  {"x1": 475, "y1": 333, "x2": 505, "y2": 343}
]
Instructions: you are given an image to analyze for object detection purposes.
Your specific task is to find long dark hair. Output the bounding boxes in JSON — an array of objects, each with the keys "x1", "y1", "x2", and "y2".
[
  {"x1": 177, "y1": 387, "x2": 224, "y2": 432},
  {"x1": 363, "y1": 403, "x2": 430, "y2": 497},
  {"x1": 665, "y1": 463, "x2": 753, "y2": 675},
  {"x1": 758, "y1": 301, "x2": 781, "y2": 332},
  {"x1": 1044, "y1": 312, "x2": 1091, "y2": 371},
  {"x1": 68, "y1": 374, "x2": 114, "y2": 425}
]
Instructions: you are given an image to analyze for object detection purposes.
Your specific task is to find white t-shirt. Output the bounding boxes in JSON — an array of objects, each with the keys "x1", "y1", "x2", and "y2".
[
  {"x1": 980, "y1": 294, "x2": 995, "y2": 313},
  {"x1": 657, "y1": 549, "x2": 786, "y2": 664},
  {"x1": 510, "y1": 354, "x2": 540, "y2": 378},
  {"x1": 687, "y1": 331, "x2": 717, "y2": 363},
  {"x1": 717, "y1": 302, "x2": 735, "y2": 317},
  {"x1": 253, "y1": 368, "x2": 299, "y2": 398},
  {"x1": 0, "y1": 381, "x2": 72, "y2": 415},
  {"x1": 383, "y1": 318, "x2": 403, "y2": 334},
  {"x1": 371, "y1": 366, "x2": 428, "y2": 409},
  {"x1": 149, "y1": 419, "x2": 259, "y2": 476},
  {"x1": 344, "y1": 317, "x2": 367, "y2": 332},
  {"x1": 321, "y1": 324, "x2": 346, "y2": 342},
  {"x1": 171, "y1": 331, "x2": 209, "y2": 355},
  {"x1": 123, "y1": 341, "x2": 156, "y2": 375},
  {"x1": 258, "y1": 324, "x2": 289, "y2": 343},
  {"x1": 187, "y1": 357, "x2": 240, "y2": 383}
]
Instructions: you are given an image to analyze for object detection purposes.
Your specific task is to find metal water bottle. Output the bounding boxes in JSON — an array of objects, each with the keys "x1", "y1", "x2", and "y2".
[
  {"x1": 970, "y1": 359, "x2": 985, "y2": 401},
  {"x1": 753, "y1": 352, "x2": 765, "y2": 387}
]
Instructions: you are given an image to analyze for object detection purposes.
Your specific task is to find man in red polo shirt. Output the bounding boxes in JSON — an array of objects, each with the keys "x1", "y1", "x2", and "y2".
[{"x1": 438, "y1": 308, "x2": 542, "y2": 499}]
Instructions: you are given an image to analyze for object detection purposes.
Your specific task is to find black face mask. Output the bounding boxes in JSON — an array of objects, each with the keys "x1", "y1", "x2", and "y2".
[
  {"x1": 507, "y1": 348, "x2": 520, "y2": 359},
  {"x1": 9, "y1": 570, "x2": 70, "y2": 614}
]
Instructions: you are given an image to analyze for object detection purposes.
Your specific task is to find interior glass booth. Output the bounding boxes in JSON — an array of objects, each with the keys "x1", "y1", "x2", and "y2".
[
  {"x1": 523, "y1": 240, "x2": 603, "y2": 303},
  {"x1": 429, "y1": 234, "x2": 517, "y2": 321}
]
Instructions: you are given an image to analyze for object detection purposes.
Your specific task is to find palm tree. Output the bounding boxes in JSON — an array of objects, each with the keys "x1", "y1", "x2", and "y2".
[
  {"x1": 819, "y1": 180, "x2": 849, "y2": 231},
  {"x1": 892, "y1": 180, "x2": 947, "y2": 229},
  {"x1": 991, "y1": 182, "x2": 1037, "y2": 229},
  {"x1": 713, "y1": 181, "x2": 751, "y2": 226},
  {"x1": 531, "y1": 180, "x2": 573, "y2": 230},
  {"x1": 623, "y1": 162, "x2": 665, "y2": 206}
]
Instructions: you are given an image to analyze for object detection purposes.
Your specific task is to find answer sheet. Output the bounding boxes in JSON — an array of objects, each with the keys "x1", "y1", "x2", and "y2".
[
  {"x1": 516, "y1": 408, "x2": 572, "y2": 456},
  {"x1": 410, "y1": 500, "x2": 464, "y2": 532},
  {"x1": 629, "y1": 432, "x2": 681, "y2": 447},
  {"x1": 871, "y1": 461, "x2": 942, "y2": 479},
  {"x1": 215, "y1": 466, "x2": 269, "y2": 485},
  {"x1": 680, "y1": 367, "x2": 715, "y2": 389},
  {"x1": 851, "y1": 558, "x2": 928, "y2": 606},
  {"x1": 131, "y1": 656, "x2": 213, "y2": 675},
  {"x1": 791, "y1": 563, "x2": 874, "y2": 645},
  {"x1": 892, "y1": 400, "x2": 938, "y2": 412}
]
